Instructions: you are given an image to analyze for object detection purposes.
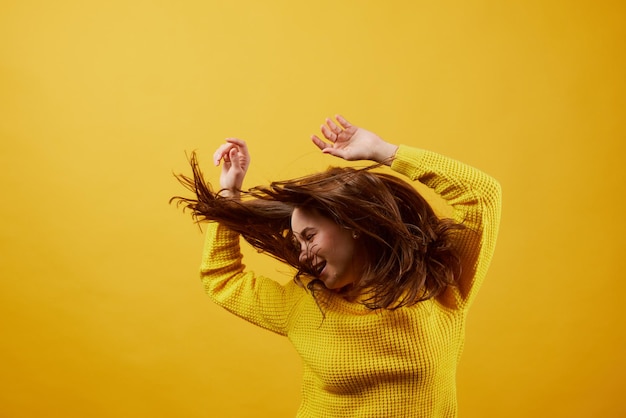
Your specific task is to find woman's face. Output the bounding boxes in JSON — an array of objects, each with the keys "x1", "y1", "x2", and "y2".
[{"x1": 291, "y1": 207, "x2": 363, "y2": 290}]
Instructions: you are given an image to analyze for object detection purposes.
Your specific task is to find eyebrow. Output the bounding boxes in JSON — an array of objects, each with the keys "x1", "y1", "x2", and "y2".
[{"x1": 293, "y1": 227, "x2": 315, "y2": 239}]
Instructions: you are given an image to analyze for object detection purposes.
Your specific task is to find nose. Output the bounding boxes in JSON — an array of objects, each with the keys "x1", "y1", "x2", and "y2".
[{"x1": 298, "y1": 247, "x2": 309, "y2": 264}]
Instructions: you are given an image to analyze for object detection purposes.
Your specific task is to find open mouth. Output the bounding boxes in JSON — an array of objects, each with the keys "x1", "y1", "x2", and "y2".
[{"x1": 312, "y1": 261, "x2": 327, "y2": 277}]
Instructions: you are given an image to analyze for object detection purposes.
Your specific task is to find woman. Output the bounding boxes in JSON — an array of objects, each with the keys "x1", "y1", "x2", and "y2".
[{"x1": 173, "y1": 115, "x2": 502, "y2": 417}]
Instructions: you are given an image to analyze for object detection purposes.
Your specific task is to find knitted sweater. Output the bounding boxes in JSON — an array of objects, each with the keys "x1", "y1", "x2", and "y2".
[{"x1": 199, "y1": 145, "x2": 502, "y2": 417}]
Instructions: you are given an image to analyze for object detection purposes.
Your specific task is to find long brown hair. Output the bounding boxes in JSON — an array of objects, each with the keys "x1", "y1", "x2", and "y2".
[{"x1": 171, "y1": 152, "x2": 465, "y2": 310}]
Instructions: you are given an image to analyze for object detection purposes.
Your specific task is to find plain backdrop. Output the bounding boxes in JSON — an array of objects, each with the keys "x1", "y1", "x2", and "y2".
[{"x1": 1, "y1": 0, "x2": 624, "y2": 417}]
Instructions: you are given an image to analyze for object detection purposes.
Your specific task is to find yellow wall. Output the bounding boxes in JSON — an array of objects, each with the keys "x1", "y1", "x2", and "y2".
[{"x1": 1, "y1": 1, "x2": 624, "y2": 417}]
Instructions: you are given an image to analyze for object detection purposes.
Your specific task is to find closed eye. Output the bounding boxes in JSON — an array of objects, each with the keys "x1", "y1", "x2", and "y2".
[{"x1": 293, "y1": 227, "x2": 316, "y2": 245}]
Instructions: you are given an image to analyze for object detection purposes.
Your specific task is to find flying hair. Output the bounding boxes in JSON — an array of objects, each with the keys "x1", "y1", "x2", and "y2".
[{"x1": 171, "y1": 151, "x2": 465, "y2": 310}]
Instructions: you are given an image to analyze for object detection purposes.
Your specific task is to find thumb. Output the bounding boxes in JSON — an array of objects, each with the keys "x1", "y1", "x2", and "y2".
[
  {"x1": 229, "y1": 147, "x2": 241, "y2": 169},
  {"x1": 322, "y1": 147, "x2": 348, "y2": 160}
]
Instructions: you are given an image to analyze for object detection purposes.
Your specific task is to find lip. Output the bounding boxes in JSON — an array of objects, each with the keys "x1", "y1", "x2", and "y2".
[{"x1": 313, "y1": 261, "x2": 327, "y2": 277}]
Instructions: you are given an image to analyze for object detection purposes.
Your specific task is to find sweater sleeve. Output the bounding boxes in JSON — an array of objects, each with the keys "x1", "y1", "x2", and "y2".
[
  {"x1": 199, "y1": 221, "x2": 305, "y2": 336},
  {"x1": 390, "y1": 145, "x2": 502, "y2": 310}
]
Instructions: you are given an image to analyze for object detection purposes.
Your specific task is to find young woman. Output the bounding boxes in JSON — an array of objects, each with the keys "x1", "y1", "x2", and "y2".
[{"x1": 173, "y1": 115, "x2": 502, "y2": 417}]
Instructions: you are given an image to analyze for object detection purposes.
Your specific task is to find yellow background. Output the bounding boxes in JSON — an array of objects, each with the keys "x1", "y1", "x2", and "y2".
[{"x1": 1, "y1": 0, "x2": 624, "y2": 417}]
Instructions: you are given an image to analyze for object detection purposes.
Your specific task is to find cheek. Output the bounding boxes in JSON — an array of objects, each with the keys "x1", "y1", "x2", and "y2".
[{"x1": 328, "y1": 235, "x2": 357, "y2": 261}]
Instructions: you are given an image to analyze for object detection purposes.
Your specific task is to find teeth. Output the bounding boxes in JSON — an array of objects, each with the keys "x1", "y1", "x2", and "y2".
[{"x1": 314, "y1": 262, "x2": 326, "y2": 276}]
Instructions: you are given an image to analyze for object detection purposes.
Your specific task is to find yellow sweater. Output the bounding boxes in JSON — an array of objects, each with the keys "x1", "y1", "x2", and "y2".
[{"x1": 199, "y1": 145, "x2": 502, "y2": 417}]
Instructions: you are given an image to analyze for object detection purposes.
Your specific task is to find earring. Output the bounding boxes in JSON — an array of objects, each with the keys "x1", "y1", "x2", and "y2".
[{"x1": 352, "y1": 231, "x2": 360, "y2": 239}]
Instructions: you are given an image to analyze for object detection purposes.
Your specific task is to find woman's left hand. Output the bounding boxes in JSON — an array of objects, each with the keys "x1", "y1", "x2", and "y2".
[{"x1": 311, "y1": 115, "x2": 398, "y2": 165}]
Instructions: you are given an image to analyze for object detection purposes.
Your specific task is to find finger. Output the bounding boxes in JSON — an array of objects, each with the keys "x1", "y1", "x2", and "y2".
[
  {"x1": 214, "y1": 138, "x2": 248, "y2": 166},
  {"x1": 225, "y1": 138, "x2": 250, "y2": 161},
  {"x1": 311, "y1": 135, "x2": 329, "y2": 151},
  {"x1": 321, "y1": 146, "x2": 347, "y2": 160},
  {"x1": 225, "y1": 137, "x2": 246, "y2": 147},
  {"x1": 229, "y1": 147, "x2": 240, "y2": 170},
  {"x1": 320, "y1": 124, "x2": 337, "y2": 142},
  {"x1": 326, "y1": 118, "x2": 342, "y2": 134},
  {"x1": 213, "y1": 143, "x2": 235, "y2": 166},
  {"x1": 335, "y1": 115, "x2": 353, "y2": 130}
]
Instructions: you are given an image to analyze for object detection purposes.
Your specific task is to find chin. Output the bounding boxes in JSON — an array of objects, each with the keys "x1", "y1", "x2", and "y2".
[
  {"x1": 321, "y1": 275, "x2": 352, "y2": 291},
  {"x1": 320, "y1": 276, "x2": 339, "y2": 290}
]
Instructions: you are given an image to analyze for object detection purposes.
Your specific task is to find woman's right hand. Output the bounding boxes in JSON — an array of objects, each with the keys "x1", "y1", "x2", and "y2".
[{"x1": 213, "y1": 138, "x2": 250, "y2": 198}]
